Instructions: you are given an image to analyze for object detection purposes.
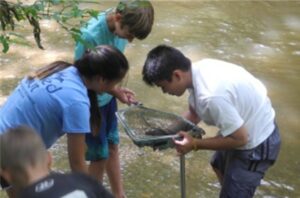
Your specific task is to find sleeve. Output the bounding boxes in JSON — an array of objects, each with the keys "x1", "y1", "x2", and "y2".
[
  {"x1": 188, "y1": 90, "x2": 196, "y2": 110},
  {"x1": 74, "y1": 32, "x2": 95, "y2": 61},
  {"x1": 207, "y1": 97, "x2": 244, "y2": 137},
  {"x1": 62, "y1": 102, "x2": 91, "y2": 133}
]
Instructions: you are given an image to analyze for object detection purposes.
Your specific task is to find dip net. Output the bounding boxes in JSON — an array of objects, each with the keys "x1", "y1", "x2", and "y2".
[{"x1": 116, "y1": 105, "x2": 205, "y2": 150}]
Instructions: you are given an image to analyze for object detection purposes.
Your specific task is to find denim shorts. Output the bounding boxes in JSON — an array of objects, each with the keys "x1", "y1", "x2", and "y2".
[
  {"x1": 210, "y1": 123, "x2": 281, "y2": 198},
  {"x1": 85, "y1": 97, "x2": 119, "y2": 161}
]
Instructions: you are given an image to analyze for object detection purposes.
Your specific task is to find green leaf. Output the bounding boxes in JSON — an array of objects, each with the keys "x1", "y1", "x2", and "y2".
[
  {"x1": 24, "y1": 6, "x2": 38, "y2": 17},
  {"x1": 86, "y1": 9, "x2": 99, "y2": 18},
  {"x1": 71, "y1": 6, "x2": 83, "y2": 18},
  {"x1": 0, "y1": 0, "x2": 101, "y2": 52},
  {"x1": 0, "y1": 35, "x2": 10, "y2": 53}
]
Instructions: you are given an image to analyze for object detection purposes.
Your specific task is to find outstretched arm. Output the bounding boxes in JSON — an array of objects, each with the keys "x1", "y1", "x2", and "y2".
[
  {"x1": 174, "y1": 125, "x2": 248, "y2": 155},
  {"x1": 109, "y1": 87, "x2": 138, "y2": 105}
]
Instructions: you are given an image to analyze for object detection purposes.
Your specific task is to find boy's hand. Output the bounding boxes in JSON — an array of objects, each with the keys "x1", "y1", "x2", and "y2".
[
  {"x1": 111, "y1": 87, "x2": 138, "y2": 105},
  {"x1": 173, "y1": 131, "x2": 194, "y2": 155}
]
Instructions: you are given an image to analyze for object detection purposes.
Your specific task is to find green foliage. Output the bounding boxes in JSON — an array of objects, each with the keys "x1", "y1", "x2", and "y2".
[
  {"x1": 0, "y1": 0, "x2": 100, "y2": 53},
  {"x1": 0, "y1": 35, "x2": 9, "y2": 53}
]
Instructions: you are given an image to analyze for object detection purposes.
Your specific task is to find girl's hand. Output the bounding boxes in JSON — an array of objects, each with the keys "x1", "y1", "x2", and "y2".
[
  {"x1": 112, "y1": 87, "x2": 138, "y2": 105},
  {"x1": 173, "y1": 132, "x2": 195, "y2": 155}
]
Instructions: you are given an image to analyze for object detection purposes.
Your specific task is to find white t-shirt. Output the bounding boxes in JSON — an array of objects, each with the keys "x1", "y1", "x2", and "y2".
[{"x1": 188, "y1": 59, "x2": 275, "y2": 149}]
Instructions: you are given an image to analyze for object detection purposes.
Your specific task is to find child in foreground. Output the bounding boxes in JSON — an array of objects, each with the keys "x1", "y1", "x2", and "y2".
[{"x1": 0, "y1": 125, "x2": 114, "y2": 198}]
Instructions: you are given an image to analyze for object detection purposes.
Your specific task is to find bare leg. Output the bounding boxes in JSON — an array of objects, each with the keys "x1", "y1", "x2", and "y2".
[
  {"x1": 88, "y1": 159, "x2": 107, "y2": 183},
  {"x1": 106, "y1": 144, "x2": 125, "y2": 198},
  {"x1": 212, "y1": 167, "x2": 224, "y2": 186}
]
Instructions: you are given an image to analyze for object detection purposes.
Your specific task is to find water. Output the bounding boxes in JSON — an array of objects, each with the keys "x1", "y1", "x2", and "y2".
[{"x1": 1, "y1": 1, "x2": 299, "y2": 197}]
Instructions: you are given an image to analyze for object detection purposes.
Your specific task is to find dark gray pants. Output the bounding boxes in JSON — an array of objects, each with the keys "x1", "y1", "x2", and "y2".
[{"x1": 210, "y1": 123, "x2": 281, "y2": 198}]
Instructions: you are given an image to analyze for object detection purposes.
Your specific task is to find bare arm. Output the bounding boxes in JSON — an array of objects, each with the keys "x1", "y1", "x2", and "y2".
[
  {"x1": 195, "y1": 126, "x2": 248, "y2": 150},
  {"x1": 67, "y1": 133, "x2": 88, "y2": 173},
  {"x1": 174, "y1": 125, "x2": 248, "y2": 155},
  {"x1": 108, "y1": 87, "x2": 138, "y2": 105}
]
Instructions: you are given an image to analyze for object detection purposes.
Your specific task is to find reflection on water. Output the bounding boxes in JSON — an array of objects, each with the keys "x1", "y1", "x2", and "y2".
[{"x1": 1, "y1": 1, "x2": 300, "y2": 198}]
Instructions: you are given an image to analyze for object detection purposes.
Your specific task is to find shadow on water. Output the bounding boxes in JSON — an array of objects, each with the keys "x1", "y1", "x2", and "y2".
[{"x1": 1, "y1": 1, "x2": 300, "y2": 198}]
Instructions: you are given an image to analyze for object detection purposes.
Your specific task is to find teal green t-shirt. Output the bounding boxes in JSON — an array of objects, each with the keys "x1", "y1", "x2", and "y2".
[{"x1": 74, "y1": 10, "x2": 128, "y2": 107}]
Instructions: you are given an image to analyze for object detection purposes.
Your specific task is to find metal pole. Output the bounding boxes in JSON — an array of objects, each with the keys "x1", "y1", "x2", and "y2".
[{"x1": 180, "y1": 155, "x2": 186, "y2": 198}]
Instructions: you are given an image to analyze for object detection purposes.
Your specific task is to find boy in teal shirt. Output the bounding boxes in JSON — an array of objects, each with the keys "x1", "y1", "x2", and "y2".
[{"x1": 74, "y1": 1, "x2": 154, "y2": 197}]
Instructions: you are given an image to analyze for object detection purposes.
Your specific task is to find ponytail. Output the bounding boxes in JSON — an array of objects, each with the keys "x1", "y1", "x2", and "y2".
[
  {"x1": 75, "y1": 45, "x2": 129, "y2": 136},
  {"x1": 88, "y1": 90, "x2": 101, "y2": 136}
]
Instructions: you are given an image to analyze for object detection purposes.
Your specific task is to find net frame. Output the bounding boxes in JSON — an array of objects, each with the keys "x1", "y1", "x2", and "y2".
[{"x1": 116, "y1": 105, "x2": 205, "y2": 149}]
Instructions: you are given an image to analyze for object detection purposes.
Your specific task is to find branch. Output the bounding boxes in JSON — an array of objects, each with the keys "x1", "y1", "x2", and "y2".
[{"x1": 0, "y1": 0, "x2": 100, "y2": 53}]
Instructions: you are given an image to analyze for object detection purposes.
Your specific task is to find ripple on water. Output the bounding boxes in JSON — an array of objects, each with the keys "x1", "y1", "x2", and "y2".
[
  {"x1": 260, "y1": 179, "x2": 295, "y2": 194},
  {"x1": 283, "y1": 16, "x2": 300, "y2": 31},
  {"x1": 250, "y1": 43, "x2": 278, "y2": 57},
  {"x1": 292, "y1": 51, "x2": 300, "y2": 56}
]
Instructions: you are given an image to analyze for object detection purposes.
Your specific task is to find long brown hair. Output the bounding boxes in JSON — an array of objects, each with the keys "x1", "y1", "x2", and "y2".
[{"x1": 28, "y1": 61, "x2": 72, "y2": 80}]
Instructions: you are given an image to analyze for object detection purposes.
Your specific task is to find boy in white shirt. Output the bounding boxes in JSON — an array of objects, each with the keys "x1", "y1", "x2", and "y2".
[{"x1": 142, "y1": 45, "x2": 281, "y2": 198}]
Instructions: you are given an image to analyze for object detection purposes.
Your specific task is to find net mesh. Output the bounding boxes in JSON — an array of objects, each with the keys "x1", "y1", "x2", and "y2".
[{"x1": 116, "y1": 105, "x2": 205, "y2": 150}]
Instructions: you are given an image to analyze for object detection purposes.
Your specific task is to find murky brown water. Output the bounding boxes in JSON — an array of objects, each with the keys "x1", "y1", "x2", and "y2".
[{"x1": 1, "y1": 1, "x2": 300, "y2": 197}]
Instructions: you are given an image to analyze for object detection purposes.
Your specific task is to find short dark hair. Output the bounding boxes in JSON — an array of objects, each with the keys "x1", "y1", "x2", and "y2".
[{"x1": 142, "y1": 45, "x2": 191, "y2": 86}]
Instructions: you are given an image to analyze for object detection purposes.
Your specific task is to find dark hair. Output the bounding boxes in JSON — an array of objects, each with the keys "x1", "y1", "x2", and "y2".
[
  {"x1": 75, "y1": 45, "x2": 129, "y2": 134},
  {"x1": 75, "y1": 45, "x2": 129, "y2": 81},
  {"x1": 142, "y1": 45, "x2": 191, "y2": 86},
  {"x1": 28, "y1": 61, "x2": 72, "y2": 80},
  {"x1": 29, "y1": 45, "x2": 129, "y2": 135},
  {"x1": 116, "y1": 0, "x2": 154, "y2": 39}
]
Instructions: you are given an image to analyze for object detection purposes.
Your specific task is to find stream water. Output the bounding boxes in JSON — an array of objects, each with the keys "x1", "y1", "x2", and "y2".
[{"x1": 0, "y1": 1, "x2": 299, "y2": 197}]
